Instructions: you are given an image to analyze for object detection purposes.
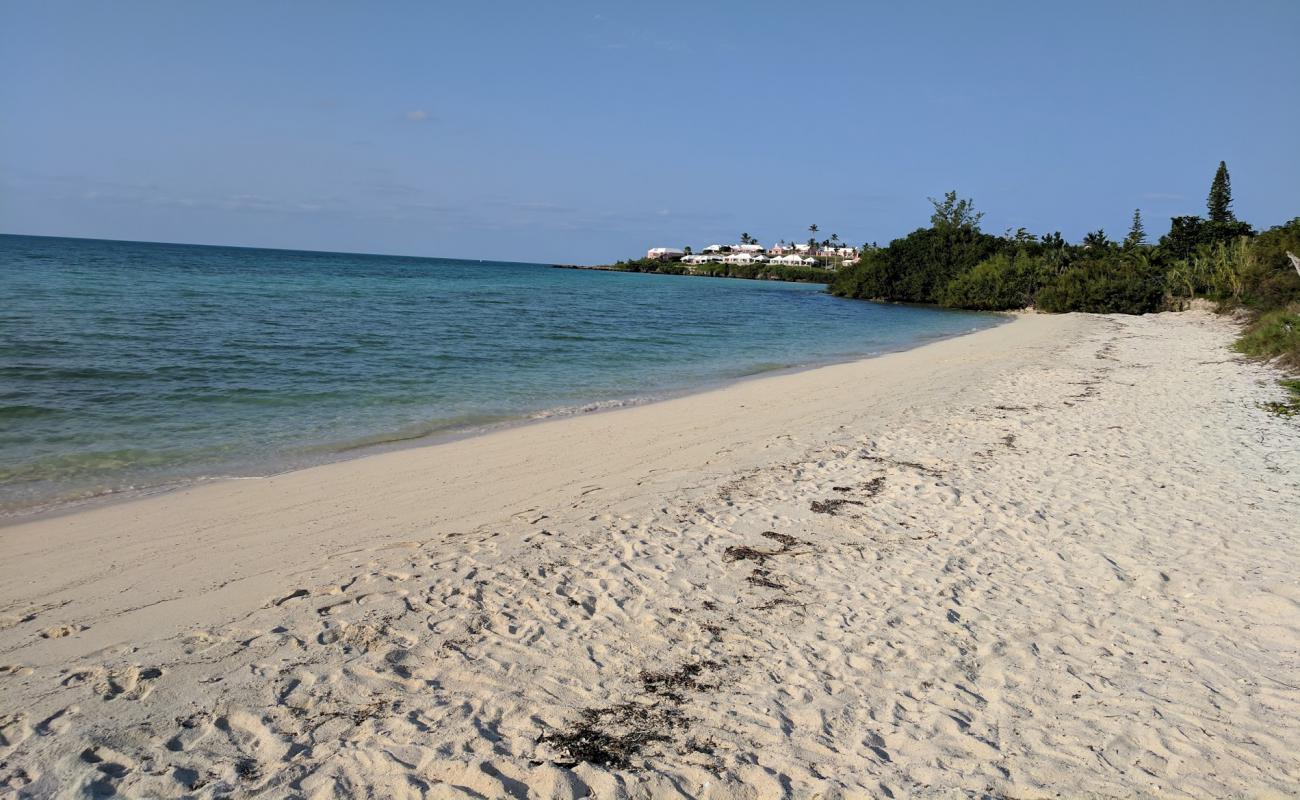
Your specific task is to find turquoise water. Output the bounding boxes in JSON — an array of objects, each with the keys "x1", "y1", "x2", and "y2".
[{"x1": 0, "y1": 235, "x2": 1001, "y2": 513}]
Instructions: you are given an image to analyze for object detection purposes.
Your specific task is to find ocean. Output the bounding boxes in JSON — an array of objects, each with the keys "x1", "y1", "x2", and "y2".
[{"x1": 0, "y1": 234, "x2": 1001, "y2": 514}]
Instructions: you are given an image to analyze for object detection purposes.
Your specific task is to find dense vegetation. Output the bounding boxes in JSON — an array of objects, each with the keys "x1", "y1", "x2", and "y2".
[{"x1": 830, "y1": 164, "x2": 1300, "y2": 376}]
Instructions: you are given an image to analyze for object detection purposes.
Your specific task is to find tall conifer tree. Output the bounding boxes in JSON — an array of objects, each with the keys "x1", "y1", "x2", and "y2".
[
  {"x1": 1207, "y1": 161, "x2": 1234, "y2": 223},
  {"x1": 1124, "y1": 208, "x2": 1147, "y2": 248}
]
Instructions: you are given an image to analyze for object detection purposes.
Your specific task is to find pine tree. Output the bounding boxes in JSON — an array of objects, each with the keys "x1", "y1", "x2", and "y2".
[
  {"x1": 1207, "y1": 161, "x2": 1234, "y2": 223},
  {"x1": 1124, "y1": 208, "x2": 1147, "y2": 248}
]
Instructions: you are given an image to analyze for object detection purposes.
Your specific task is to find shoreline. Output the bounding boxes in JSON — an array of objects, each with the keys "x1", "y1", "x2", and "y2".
[
  {"x1": 1, "y1": 310, "x2": 1005, "y2": 526},
  {"x1": 2, "y1": 310, "x2": 1297, "y2": 797}
]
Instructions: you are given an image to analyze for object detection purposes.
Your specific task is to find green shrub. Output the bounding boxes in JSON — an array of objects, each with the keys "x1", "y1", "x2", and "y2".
[
  {"x1": 1240, "y1": 218, "x2": 1300, "y2": 309},
  {"x1": 1036, "y1": 257, "x2": 1165, "y2": 314},
  {"x1": 1234, "y1": 309, "x2": 1300, "y2": 371},
  {"x1": 830, "y1": 216, "x2": 1006, "y2": 304},
  {"x1": 938, "y1": 251, "x2": 1048, "y2": 310},
  {"x1": 1190, "y1": 237, "x2": 1252, "y2": 303}
]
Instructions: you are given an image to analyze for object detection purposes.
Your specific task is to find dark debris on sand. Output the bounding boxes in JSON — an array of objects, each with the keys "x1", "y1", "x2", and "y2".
[
  {"x1": 539, "y1": 660, "x2": 725, "y2": 768},
  {"x1": 810, "y1": 498, "x2": 866, "y2": 515},
  {"x1": 538, "y1": 702, "x2": 685, "y2": 769},
  {"x1": 640, "y1": 660, "x2": 722, "y2": 700},
  {"x1": 746, "y1": 568, "x2": 786, "y2": 590},
  {"x1": 811, "y1": 476, "x2": 886, "y2": 514},
  {"x1": 723, "y1": 531, "x2": 809, "y2": 564}
]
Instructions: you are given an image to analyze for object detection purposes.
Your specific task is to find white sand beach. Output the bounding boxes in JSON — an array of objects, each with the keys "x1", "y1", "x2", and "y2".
[{"x1": 1, "y1": 310, "x2": 1297, "y2": 799}]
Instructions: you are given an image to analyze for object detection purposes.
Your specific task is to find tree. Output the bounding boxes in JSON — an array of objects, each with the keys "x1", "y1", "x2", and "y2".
[
  {"x1": 1082, "y1": 229, "x2": 1111, "y2": 250},
  {"x1": 808, "y1": 224, "x2": 819, "y2": 236},
  {"x1": 1040, "y1": 231, "x2": 1070, "y2": 274},
  {"x1": 1207, "y1": 161, "x2": 1235, "y2": 223},
  {"x1": 683, "y1": 246, "x2": 692, "y2": 255},
  {"x1": 1124, "y1": 208, "x2": 1147, "y2": 249},
  {"x1": 830, "y1": 224, "x2": 1004, "y2": 303},
  {"x1": 928, "y1": 191, "x2": 984, "y2": 230},
  {"x1": 740, "y1": 232, "x2": 754, "y2": 245}
]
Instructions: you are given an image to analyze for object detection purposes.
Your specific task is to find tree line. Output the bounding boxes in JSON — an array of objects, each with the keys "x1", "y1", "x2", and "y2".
[{"x1": 829, "y1": 163, "x2": 1300, "y2": 376}]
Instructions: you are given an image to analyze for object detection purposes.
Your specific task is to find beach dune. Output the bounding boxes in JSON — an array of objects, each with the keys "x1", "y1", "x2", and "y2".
[{"x1": 1, "y1": 311, "x2": 1298, "y2": 798}]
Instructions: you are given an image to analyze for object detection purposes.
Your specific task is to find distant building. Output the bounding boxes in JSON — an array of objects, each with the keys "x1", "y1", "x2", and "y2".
[{"x1": 646, "y1": 247, "x2": 686, "y2": 260}]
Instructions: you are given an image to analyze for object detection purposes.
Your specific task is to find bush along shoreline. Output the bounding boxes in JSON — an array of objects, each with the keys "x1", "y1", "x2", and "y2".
[{"x1": 828, "y1": 163, "x2": 1299, "y2": 399}]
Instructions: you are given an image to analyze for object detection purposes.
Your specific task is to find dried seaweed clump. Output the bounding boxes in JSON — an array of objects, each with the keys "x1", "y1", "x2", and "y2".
[
  {"x1": 539, "y1": 702, "x2": 685, "y2": 769},
  {"x1": 810, "y1": 498, "x2": 864, "y2": 515},
  {"x1": 723, "y1": 531, "x2": 808, "y2": 563},
  {"x1": 640, "y1": 660, "x2": 721, "y2": 699}
]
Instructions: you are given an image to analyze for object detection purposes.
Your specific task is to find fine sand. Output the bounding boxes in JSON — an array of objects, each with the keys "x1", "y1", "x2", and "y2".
[{"x1": 1, "y1": 311, "x2": 1297, "y2": 799}]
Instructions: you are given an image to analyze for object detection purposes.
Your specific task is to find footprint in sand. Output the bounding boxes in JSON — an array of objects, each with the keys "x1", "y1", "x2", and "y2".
[
  {"x1": 40, "y1": 624, "x2": 88, "y2": 639},
  {"x1": 64, "y1": 665, "x2": 164, "y2": 701},
  {"x1": 79, "y1": 744, "x2": 136, "y2": 796}
]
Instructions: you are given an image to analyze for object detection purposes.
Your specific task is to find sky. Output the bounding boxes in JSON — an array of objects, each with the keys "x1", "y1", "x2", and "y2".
[{"x1": 2, "y1": 1, "x2": 1298, "y2": 264}]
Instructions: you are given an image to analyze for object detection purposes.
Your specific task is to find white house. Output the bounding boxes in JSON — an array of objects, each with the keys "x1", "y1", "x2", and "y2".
[
  {"x1": 646, "y1": 247, "x2": 686, "y2": 260},
  {"x1": 702, "y1": 244, "x2": 726, "y2": 253},
  {"x1": 733, "y1": 244, "x2": 764, "y2": 253},
  {"x1": 773, "y1": 254, "x2": 804, "y2": 266}
]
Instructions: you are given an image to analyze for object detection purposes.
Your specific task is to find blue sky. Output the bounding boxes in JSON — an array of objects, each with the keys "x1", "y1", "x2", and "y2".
[{"x1": 2, "y1": 1, "x2": 1298, "y2": 264}]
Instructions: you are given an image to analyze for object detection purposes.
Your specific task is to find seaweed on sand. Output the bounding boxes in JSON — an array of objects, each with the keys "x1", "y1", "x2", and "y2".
[
  {"x1": 746, "y1": 568, "x2": 786, "y2": 590},
  {"x1": 859, "y1": 453, "x2": 945, "y2": 477},
  {"x1": 640, "y1": 660, "x2": 721, "y2": 699},
  {"x1": 810, "y1": 498, "x2": 865, "y2": 515},
  {"x1": 755, "y1": 596, "x2": 806, "y2": 612},
  {"x1": 541, "y1": 660, "x2": 724, "y2": 767},
  {"x1": 723, "y1": 531, "x2": 809, "y2": 563},
  {"x1": 539, "y1": 702, "x2": 686, "y2": 769},
  {"x1": 760, "y1": 531, "x2": 802, "y2": 548},
  {"x1": 811, "y1": 477, "x2": 885, "y2": 514}
]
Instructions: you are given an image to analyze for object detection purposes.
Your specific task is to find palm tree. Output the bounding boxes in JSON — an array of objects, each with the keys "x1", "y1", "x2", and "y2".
[
  {"x1": 808, "y1": 224, "x2": 819, "y2": 235},
  {"x1": 740, "y1": 232, "x2": 753, "y2": 245}
]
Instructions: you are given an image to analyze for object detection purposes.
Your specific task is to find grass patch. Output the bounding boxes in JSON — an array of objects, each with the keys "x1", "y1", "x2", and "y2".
[
  {"x1": 1261, "y1": 378, "x2": 1300, "y2": 417},
  {"x1": 1234, "y1": 309, "x2": 1300, "y2": 370}
]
